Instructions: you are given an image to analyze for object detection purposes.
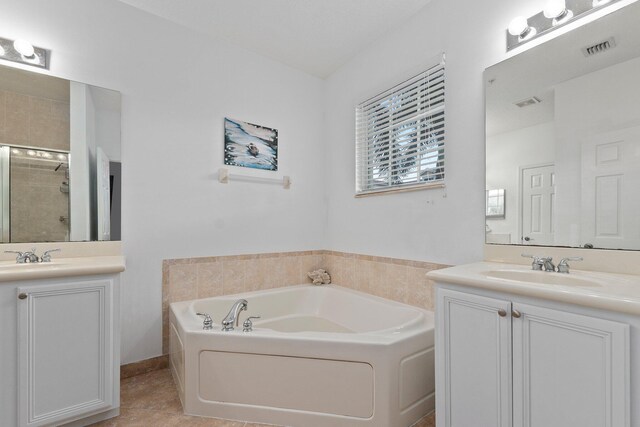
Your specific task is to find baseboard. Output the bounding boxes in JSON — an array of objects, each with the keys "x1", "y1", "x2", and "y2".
[{"x1": 121, "y1": 354, "x2": 169, "y2": 379}]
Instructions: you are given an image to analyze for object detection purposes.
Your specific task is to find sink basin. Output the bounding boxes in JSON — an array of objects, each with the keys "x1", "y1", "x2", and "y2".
[{"x1": 485, "y1": 270, "x2": 602, "y2": 288}]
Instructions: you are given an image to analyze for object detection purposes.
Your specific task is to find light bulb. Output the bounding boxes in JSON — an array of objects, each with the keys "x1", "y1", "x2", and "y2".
[
  {"x1": 27, "y1": 150, "x2": 36, "y2": 156},
  {"x1": 0, "y1": 45, "x2": 5, "y2": 56},
  {"x1": 57, "y1": 154, "x2": 66, "y2": 160},
  {"x1": 13, "y1": 39, "x2": 35, "y2": 58},
  {"x1": 592, "y1": 0, "x2": 611, "y2": 5},
  {"x1": 508, "y1": 16, "x2": 529, "y2": 36},
  {"x1": 544, "y1": 0, "x2": 572, "y2": 22}
]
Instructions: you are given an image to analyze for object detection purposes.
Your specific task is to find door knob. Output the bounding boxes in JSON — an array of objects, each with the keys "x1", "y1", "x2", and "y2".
[
  {"x1": 498, "y1": 309, "x2": 507, "y2": 317},
  {"x1": 18, "y1": 293, "x2": 27, "y2": 300},
  {"x1": 512, "y1": 310, "x2": 522, "y2": 318}
]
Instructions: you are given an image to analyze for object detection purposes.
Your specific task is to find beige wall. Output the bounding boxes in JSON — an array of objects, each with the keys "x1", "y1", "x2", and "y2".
[{"x1": 162, "y1": 250, "x2": 447, "y2": 354}]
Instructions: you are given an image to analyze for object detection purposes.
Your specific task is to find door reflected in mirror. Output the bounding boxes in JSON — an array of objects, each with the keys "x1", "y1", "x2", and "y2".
[
  {"x1": 485, "y1": 1, "x2": 640, "y2": 250},
  {"x1": 0, "y1": 64, "x2": 121, "y2": 242}
]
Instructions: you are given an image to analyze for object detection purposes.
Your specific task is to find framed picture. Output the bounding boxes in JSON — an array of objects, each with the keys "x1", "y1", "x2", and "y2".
[
  {"x1": 224, "y1": 118, "x2": 278, "y2": 171},
  {"x1": 486, "y1": 189, "x2": 505, "y2": 219}
]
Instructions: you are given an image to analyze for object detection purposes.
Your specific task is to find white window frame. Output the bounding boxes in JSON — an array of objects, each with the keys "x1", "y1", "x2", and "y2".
[{"x1": 355, "y1": 54, "x2": 445, "y2": 197}]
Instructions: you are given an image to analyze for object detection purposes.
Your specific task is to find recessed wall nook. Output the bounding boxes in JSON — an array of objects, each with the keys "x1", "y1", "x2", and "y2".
[{"x1": 1, "y1": 0, "x2": 640, "y2": 426}]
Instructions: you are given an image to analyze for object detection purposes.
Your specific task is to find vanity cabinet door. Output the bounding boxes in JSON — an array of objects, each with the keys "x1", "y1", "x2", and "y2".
[
  {"x1": 436, "y1": 288, "x2": 513, "y2": 427},
  {"x1": 512, "y1": 303, "x2": 629, "y2": 427},
  {"x1": 17, "y1": 278, "x2": 115, "y2": 427}
]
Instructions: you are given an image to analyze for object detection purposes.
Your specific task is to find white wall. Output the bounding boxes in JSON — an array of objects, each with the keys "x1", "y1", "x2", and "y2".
[
  {"x1": 2, "y1": 0, "x2": 326, "y2": 363},
  {"x1": 322, "y1": 0, "x2": 538, "y2": 265},
  {"x1": 2, "y1": 0, "x2": 548, "y2": 363}
]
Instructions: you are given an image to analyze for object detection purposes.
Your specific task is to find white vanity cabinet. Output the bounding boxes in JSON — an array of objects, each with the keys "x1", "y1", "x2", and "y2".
[
  {"x1": 0, "y1": 271, "x2": 122, "y2": 427},
  {"x1": 436, "y1": 286, "x2": 630, "y2": 427}
]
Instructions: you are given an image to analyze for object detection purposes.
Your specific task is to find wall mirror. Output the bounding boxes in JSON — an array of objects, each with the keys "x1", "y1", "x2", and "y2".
[
  {"x1": 485, "y1": 1, "x2": 640, "y2": 250},
  {"x1": 0, "y1": 64, "x2": 121, "y2": 243}
]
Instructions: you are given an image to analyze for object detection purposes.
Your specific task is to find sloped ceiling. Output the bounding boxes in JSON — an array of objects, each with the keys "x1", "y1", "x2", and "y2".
[{"x1": 117, "y1": 0, "x2": 432, "y2": 78}]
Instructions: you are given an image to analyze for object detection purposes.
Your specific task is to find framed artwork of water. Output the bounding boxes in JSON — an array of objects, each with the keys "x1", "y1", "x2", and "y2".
[{"x1": 224, "y1": 118, "x2": 278, "y2": 171}]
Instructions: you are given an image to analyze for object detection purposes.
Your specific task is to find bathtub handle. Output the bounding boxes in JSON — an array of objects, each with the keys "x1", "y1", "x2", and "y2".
[
  {"x1": 196, "y1": 312, "x2": 213, "y2": 330},
  {"x1": 243, "y1": 316, "x2": 261, "y2": 332}
]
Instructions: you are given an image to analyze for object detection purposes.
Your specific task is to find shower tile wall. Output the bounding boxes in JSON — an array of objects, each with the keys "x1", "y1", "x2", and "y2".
[
  {"x1": 162, "y1": 250, "x2": 447, "y2": 354},
  {"x1": 0, "y1": 89, "x2": 70, "y2": 242},
  {"x1": 10, "y1": 156, "x2": 69, "y2": 242},
  {"x1": 0, "y1": 90, "x2": 70, "y2": 150}
]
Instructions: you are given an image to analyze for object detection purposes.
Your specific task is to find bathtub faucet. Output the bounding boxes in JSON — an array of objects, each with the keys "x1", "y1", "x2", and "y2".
[{"x1": 221, "y1": 299, "x2": 248, "y2": 331}]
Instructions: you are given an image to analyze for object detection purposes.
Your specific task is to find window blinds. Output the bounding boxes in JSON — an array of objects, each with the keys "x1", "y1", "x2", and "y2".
[{"x1": 355, "y1": 56, "x2": 445, "y2": 195}]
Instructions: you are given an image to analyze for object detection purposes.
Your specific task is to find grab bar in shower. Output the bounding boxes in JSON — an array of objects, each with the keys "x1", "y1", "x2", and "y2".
[{"x1": 218, "y1": 168, "x2": 291, "y2": 189}]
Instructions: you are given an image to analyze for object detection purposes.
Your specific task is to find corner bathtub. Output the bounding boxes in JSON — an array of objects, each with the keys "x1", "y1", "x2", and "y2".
[{"x1": 169, "y1": 284, "x2": 435, "y2": 427}]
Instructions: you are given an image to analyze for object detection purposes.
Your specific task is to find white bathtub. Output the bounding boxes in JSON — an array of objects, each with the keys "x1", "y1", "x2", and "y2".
[{"x1": 169, "y1": 284, "x2": 435, "y2": 427}]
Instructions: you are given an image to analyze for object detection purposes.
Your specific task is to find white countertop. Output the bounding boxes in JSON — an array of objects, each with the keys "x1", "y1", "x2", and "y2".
[
  {"x1": 427, "y1": 262, "x2": 640, "y2": 315},
  {"x1": 0, "y1": 256, "x2": 125, "y2": 282}
]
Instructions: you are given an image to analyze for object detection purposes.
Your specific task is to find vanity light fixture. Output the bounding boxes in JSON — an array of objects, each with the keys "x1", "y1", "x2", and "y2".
[
  {"x1": 0, "y1": 36, "x2": 49, "y2": 69},
  {"x1": 506, "y1": 0, "x2": 623, "y2": 51}
]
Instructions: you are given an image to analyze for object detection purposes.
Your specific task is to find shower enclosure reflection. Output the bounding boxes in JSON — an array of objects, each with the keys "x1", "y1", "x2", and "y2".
[
  {"x1": 0, "y1": 147, "x2": 70, "y2": 242},
  {"x1": 0, "y1": 64, "x2": 121, "y2": 243}
]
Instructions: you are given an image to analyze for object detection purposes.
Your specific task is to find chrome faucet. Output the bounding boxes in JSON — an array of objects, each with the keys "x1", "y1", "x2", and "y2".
[
  {"x1": 5, "y1": 248, "x2": 61, "y2": 263},
  {"x1": 221, "y1": 299, "x2": 248, "y2": 331},
  {"x1": 6, "y1": 248, "x2": 38, "y2": 263},
  {"x1": 557, "y1": 257, "x2": 583, "y2": 274},
  {"x1": 522, "y1": 254, "x2": 555, "y2": 272},
  {"x1": 522, "y1": 254, "x2": 544, "y2": 270},
  {"x1": 542, "y1": 257, "x2": 556, "y2": 272}
]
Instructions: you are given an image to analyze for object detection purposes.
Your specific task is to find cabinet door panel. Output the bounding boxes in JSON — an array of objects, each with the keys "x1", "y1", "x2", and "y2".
[
  {"x1": 437, "y1": 288, "x2": 513, "y2": 427},
  {"x1": 512, "y1": 303, "x2": 629, "y2": 427},
  {"x1": 17, "y1": 279, "x2": 114, "y2": 427}
]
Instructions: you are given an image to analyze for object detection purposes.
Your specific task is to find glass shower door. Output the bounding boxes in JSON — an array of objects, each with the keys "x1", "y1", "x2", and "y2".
[{"x1": 6, "y1": 147, "x2": 70, "y2": 243}]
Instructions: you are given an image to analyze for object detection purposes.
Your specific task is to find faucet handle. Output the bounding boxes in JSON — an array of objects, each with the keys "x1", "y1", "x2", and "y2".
[
  {"x1": 243, "y1": 316, "x2": 261, "y2": 332},
  {"x1": 522, "y1": 253, "x2": 545, "y2": 270},
  {"x1": 196, "y1": 312, "x2": 213, "y2": 330},
  {"x1": 5, "y1": 250, "x2": 26, "y2": 263},
  {"x1": 41, "y1": 248, "x2": 61, "y2": 263},
  {"x1": 557, "y1": 257, "x2": 583, "y2": 274}
]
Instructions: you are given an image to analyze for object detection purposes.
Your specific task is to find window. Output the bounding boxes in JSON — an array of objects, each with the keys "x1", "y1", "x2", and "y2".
[{"x1": 355, "y1": 56, "x2": 445, "y2": 196}]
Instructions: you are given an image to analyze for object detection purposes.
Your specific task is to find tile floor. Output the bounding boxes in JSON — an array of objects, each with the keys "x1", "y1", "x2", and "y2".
[{"x1": 92, "y1": 368, "x2": 436, "y2": 427}]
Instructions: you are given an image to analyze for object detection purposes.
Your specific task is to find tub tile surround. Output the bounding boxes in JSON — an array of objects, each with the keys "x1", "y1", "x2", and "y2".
[{"x1": 162, "y1": 250, "x2": 447, "y2": 353}]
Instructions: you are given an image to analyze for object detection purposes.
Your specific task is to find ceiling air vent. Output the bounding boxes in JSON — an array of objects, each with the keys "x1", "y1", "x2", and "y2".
[
  {"x1": 582, "y1": 37, "x2": 616, "y2": 57},
  {"x1": 514, "y1": 97, "x2": 541, "y2": 108}
]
